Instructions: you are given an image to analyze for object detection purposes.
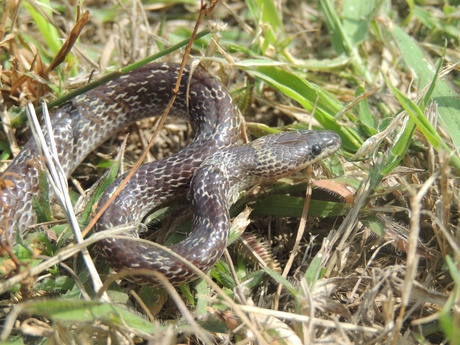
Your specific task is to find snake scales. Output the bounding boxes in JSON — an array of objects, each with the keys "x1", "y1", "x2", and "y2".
[{"x1": 0, "y1": 62, "x2": 341, "y2": 285}]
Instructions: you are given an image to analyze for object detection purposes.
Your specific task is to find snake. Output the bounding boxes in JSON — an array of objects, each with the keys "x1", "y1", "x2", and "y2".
[{"x1": 0, "y1": 62, "x2": 341, "y2": 285}]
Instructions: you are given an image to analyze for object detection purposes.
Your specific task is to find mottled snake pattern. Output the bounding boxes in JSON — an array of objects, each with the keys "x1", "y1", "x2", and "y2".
[{"x1": 0, "y1": 62, "x2": 341, "y2": 285}]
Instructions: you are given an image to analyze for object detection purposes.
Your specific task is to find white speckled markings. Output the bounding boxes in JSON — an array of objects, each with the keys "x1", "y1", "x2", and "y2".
[
  {"x1": 0, "y1": 61, "x2": 341, "y2": 287},
  {"x1": 97, "y1": 129, "x2": 341, "y2": 286}
]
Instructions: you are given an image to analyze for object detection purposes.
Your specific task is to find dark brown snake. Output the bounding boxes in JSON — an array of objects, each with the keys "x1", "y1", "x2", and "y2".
[{"x1": 0, "y1": 62, "x2": 341, "y2": 285}]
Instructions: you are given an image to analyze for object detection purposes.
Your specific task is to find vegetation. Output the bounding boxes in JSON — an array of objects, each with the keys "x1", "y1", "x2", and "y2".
[{"x1": 0, "y1": 0, "x2": 459, "y2": 343}]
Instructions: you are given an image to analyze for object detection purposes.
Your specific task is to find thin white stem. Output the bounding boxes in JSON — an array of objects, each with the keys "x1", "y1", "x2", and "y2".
[{"x1": 25, "y1": 102, "x2": 109, "y2": 302}]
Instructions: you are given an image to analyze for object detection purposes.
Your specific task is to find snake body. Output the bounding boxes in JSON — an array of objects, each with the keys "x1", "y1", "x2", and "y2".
[{"x1": 0, "y1": 62, "x2": 341, "y2": 285}]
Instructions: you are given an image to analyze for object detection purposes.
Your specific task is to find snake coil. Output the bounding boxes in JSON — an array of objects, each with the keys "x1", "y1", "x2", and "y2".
[{"x1": 0, "y1": 62, "x2": 341, "y2": 285}]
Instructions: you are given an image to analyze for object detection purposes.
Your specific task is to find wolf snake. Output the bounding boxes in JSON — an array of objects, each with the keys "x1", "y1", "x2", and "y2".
[{"x1": 0, "y1": 62, "x2": 341, "y2": 285}]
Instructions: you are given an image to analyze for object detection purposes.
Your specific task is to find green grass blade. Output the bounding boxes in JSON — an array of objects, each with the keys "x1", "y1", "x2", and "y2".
[
  {"x1": 384, "y1": 71, "x2": 460, "y2": 171},
  {"x1": 23, "y1": 1, "x2": 61, "y2": 56},
  {"x1": 241, "y1": 64, "x2": 362, "y2": 151},
  {"x1": 245, "y1": 0, "x2": 286, "y2": 54},
  {"x1": 342, "y1": 0, "x2": 381, "y2": 46},
  {"x1": 390, "y1": 25, "x2": 460, "y2": 164},
  {"x1": 319, "y1": 0, "x2": 374, "y2": 82},
  {"x1": 303, "y1": 251, "x2": 325, "y2": 286}
]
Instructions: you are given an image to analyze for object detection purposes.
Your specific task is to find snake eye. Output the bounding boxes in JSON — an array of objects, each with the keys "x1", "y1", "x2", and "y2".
[{"x1": 311, "y1": 144, "x2": 322, "y2": 156}]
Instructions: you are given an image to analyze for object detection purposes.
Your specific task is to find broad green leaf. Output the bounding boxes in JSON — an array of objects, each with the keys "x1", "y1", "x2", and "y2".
[
  {"x1": 79, "y1": 151, "x2": 123, "y2": 225},
  {"x1": 355, "y1": 84, "x2": 377, "y2": 131},
  {"x1": 33, "y1": 169, "x2": 52, "y2": 223},
  {"x1": 252, "y1": 195, "x2": 348, "y2": 218},
  {"x1": 439, "y1": 256, "x2": 460, "y2": 343},
  {"x1": 13, "y1": 300, "x2": 158, "y2": 334},
  {"x1": 304, "y1": 251, "x2": 325, "y2": 287}
]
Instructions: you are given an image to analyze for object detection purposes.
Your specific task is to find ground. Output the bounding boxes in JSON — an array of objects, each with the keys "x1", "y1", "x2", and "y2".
[{"x1": 0, "y1": 0, "x2": 459, "y2": 344}]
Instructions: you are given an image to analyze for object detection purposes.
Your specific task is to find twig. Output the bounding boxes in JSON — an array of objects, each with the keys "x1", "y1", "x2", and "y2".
[
  {"x1": 273, "y1": 96, "x2": 319, "y2": 311},
  {"x1": 82, "y1": 11, "x2": 212, "y2": 236},
  {"x1": 391, "y1": 173, "x2": 438, "y2": 344}
]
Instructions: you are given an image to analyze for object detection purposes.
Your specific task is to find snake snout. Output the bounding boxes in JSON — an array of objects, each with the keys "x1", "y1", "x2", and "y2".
[
  {"x1": 298, "y1": 130, "x2": 341, "y2": 166},
  {"x1": 310, "y1": 130, "x2": 341, "y2": 157}
]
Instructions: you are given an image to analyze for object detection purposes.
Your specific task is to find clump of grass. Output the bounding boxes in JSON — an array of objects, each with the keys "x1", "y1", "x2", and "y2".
[{"x1": 1, "y1": 0, "x2": 459, "y2": 344}]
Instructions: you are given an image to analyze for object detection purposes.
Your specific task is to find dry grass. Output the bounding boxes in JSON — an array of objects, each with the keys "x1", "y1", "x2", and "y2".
[{"x1": 1, "y1": 0, "x2": 459, "y2": 344}]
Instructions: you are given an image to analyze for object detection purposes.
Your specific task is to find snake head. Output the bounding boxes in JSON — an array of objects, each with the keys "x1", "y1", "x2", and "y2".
[
  {"x1": 249, "y1": 129, "x2": 341, "y2": 183},
  {"x1": 273, "y1": 129, "x2": 340, "y2": 164}
]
